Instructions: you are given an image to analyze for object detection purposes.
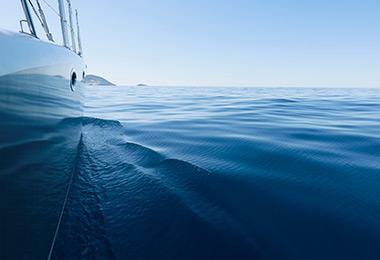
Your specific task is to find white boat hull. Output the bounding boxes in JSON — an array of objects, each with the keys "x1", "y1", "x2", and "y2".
[{"x1": 0, "y1": 30, "x2": 85, "y2": 80}]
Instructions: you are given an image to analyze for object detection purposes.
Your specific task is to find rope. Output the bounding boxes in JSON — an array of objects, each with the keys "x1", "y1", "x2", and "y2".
[
  {"x1": 46, "y1": 135, "x2": 82, "y2": 260},
  {"x1": 46, "y1": 168, "x2": 75, "y2": 259}
]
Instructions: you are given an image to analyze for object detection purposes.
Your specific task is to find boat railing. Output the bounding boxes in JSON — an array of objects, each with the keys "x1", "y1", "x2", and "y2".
[
  {"x1": 20, "y1": 0, "x2": 83, "y2": 57},
  {"x1": 19, "y1": 20, "x2": 33, "y2": 35}
]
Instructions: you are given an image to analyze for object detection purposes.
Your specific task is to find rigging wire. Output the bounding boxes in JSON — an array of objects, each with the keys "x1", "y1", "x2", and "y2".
[
  {"x1": 27, "y1": 0, "x2": 55, "y2": 41},
  {"x1": 41, "y1": 0, "x2": 61, "y2": 17}
]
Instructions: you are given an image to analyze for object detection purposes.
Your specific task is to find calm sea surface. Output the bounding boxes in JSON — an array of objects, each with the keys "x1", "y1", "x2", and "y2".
[
  {"x1": 3, "y1": 85, "x2": 380, "y2": 259},
  {"x1": 55, "y1": 86, "x2": 380, "y2": 259}
]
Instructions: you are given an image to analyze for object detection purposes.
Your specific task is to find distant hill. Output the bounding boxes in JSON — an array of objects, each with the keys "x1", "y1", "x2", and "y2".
[{"x1": 83, "y1": 74, "x2": 115, "y2": 86}]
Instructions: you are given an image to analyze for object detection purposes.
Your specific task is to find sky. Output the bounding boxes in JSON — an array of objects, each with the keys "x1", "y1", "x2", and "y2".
[{"x1": 1, "y1": 0, "x2": 379, "y2": 87}]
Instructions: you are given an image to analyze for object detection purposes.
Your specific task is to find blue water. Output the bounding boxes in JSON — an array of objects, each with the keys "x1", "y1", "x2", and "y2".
[{"x1": 2, "y1": 85, "x2": 380, "y2": 259}]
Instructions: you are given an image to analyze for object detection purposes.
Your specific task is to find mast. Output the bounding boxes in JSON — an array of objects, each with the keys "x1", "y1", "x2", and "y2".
[
  {"x1": 75, "y1": 9, "x2": 83, "y2": 56},
  {"x1": 20, "y1": 0, "x2": 37, "y2": 37},
  {"x1": 58, "y1": 0, "x2": 69, "y2": 48},
  {"x1": 66, "y1": 0, "x2": 77, "y2": 52}
]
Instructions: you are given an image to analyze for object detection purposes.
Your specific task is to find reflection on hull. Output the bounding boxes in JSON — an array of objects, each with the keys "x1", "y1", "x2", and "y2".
[{"x1": 0, "y1": 50, "x2": 85, "y2": 259}]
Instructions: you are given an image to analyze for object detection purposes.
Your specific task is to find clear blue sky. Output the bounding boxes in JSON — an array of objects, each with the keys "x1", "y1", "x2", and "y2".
[{"x1": 1, "y1": 0, "x2": 379, "y2": 87}]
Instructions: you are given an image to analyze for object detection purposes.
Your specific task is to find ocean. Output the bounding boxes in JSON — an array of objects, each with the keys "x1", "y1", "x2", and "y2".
[{"x1": 1, "y1": 85, "x2": 380, "y2": 259}]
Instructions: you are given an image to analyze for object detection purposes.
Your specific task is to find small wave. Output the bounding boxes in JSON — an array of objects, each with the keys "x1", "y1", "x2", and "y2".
[
  {"x1": 268, "y1": 98, "x2": 299, "y2": 103},
  {"x1": 81, "y1": 117, "x2": 123, "y2": 128},
  {"x1": 116, "y1": 141, "x2": 165, "y2": 167},
  {"x1": 59, "y1": 116, "x2": 123, "y2": 129},
  {"x1": 154, "y1": 158, "x2": 211, "y2": 174}
]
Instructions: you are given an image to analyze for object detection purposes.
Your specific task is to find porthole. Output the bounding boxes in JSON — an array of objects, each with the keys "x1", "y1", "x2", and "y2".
[{"x1": 70, "y1": 71, "x2": 77, "y2": 91}]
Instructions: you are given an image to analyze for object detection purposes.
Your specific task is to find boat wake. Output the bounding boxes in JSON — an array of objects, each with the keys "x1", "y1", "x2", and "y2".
[{"x1": 52, "y1": 117, "x2": 259, "y2": 259}]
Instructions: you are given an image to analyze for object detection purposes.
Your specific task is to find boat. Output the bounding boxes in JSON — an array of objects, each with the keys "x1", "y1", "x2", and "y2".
[{"x1": 0, "y1": 1, "x2": 86, "y2": 259}]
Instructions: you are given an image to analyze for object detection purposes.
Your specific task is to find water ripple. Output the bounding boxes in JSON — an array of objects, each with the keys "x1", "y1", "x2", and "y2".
[{"x1": 3, "y1": 86, "x2": 380, "y2": 259}]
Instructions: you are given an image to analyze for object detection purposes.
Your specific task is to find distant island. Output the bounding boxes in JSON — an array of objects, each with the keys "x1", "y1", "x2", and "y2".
[
  {"x1": 137, "y1": 83, "x2": 148, "y2": 87},
  {"x1": 83, "y1": 74, "x2": 115, "y2": 86}
]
